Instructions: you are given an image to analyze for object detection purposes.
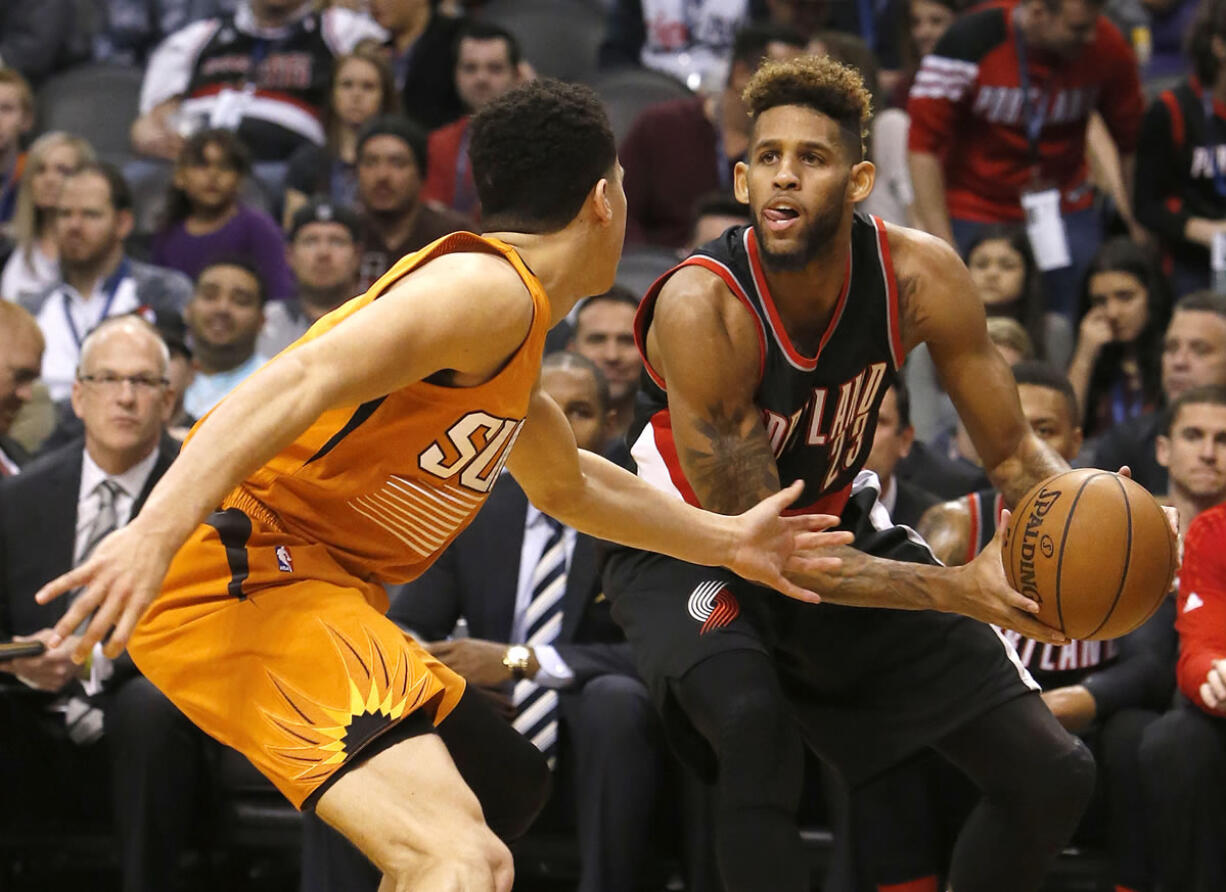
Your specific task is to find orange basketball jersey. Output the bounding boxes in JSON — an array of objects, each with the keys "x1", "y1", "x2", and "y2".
[{"x1": 203, "y1": 231, "x2": 552, "y2": 585}]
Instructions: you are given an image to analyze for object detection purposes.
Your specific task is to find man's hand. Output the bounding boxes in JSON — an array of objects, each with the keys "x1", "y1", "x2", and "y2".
[
  {"x1": 1200, "y1": 659, "x2": 1226, "y2": 714},
  {"x1": 34, "y1": 522, "x2": 178, "y2": 663},
  {"x1": 942, "y1": 510, "x2": 1070, "y2": 645},
  {"x1": 0, "y1": 629, "x2": 83, "y2": 693},
  {"x1": 1041, "y1": 685, "x2": 1097, "y2": 733},
  {"x1": 130, "y1": 109, "x2": 185, "y2": 160},
  {"x1": 427, "y1": 638, "x2": 536, "y2": 687},
  {"x1": 728, "y1": 481, "x2": 854, "y2": 603}
]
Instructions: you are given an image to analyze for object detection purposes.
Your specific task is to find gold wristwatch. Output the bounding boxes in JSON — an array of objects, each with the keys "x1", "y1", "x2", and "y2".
[{"x1": 502, "y1": 644, "x2": 532, "y2": 680}]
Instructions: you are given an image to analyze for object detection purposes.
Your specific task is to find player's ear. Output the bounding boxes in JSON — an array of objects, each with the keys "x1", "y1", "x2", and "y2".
[
  {"x1": 848, "y1": 160, "x2": 875, "y2": 204},
  {"x1": 733, "y1": 161, "x2": 750, "y2": 204},
  {"x1": 591, "y1": 177, "x2": 613, "y2": 224},
  {"x1": 1156, "y1": 434, "x2": 1171, "y2": 469}
]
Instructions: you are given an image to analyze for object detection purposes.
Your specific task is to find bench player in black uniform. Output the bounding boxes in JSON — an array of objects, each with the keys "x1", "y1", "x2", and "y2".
[{"x1": 604, "y1": 56, "x2": 1096, "y2": 892}]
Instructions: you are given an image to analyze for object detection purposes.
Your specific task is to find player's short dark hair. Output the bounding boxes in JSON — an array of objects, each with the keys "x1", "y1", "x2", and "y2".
[
  {"x1": 1174, "y1": 289, "x2": 1226, "y2": 319},
  {"x1": 890, "y1": 379, "x2": 912, "y2": 430},
  {"x1": 742, "y1": 55, "x2": 873, "y2": 162},
  {"x1": 68, "y1": 161, "x2": 132, "y2": 213},
  {"x1": 469, "y1": 78, "x2": 616, "y2": 234},
  {"x1": 1162, "y1": 385, "x2": 1226, "y2": 436},
  {"x1": 574, "y1": 285, "x2": 639, "y2": 328},
  {"x1": 542, "y1": 350, "x2": 610, "y2": 414},
  {"x1": 730, "y1": 22, "x2": 807, "y2": 71},
  {"x1": 455, "y1": 21, "x2": 521, "y2": 68},
  {"x1": 1012, "y1": 360, "x2": 1079, "y2": 427},
  {"x1": 1190, "y1": 0, "x2": 1226, "y2": 84},
  {"x1": 194, "y1": 255, "x2": 267, "y2": 306},
  {"x1": 356, "y1": 115, "x2": 429, "y2": 176}
]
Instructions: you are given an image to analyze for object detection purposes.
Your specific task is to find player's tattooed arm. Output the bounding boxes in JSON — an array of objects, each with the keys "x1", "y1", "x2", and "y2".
[
  {"x1": 680, "y1": 404, "x2": 782, "y2": 515},
  {"x1": 887, "y1": 224, "x2": 1068, "y2": 508},
  {"x1": 915, "y1": 499, "x2": 973, "y2": 567}
]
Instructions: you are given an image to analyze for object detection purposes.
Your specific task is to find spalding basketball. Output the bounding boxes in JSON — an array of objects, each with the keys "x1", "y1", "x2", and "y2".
[{"x1": 1001, "y1": 468, "x2": 1178, "y2": 640}]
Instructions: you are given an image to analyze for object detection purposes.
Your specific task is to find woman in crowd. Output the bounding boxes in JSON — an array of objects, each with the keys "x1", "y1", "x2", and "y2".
[
  {"x1": 282, "y1": 45, "x2": 400, "y2": 229},
  {"x1": 1067, "y1": 237, "x2": 1170, "y2": 439},
  {"x1": 0, "y1": 132, "x2": 94, "y2": 305},
  {"x1": 905, "y1": 227, "x2": 1069, "y2": 441},
  {"x1": 151, "y1": 128, "x2": 294, "y2": 302}
]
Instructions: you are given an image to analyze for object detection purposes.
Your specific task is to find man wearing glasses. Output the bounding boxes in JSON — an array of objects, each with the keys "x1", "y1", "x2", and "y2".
[{"x1": 0, "y1": 314, "x2": 208, "y2": 892}]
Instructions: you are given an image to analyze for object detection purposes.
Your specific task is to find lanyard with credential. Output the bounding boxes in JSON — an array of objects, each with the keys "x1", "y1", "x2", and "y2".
[
  {"x1": 1201, "y1": 93, "x2": 1226, "y2": 198},
  {"x1": 62, "y1": 258, "x2": 130, "y2": 350},
  {"x1": 1014, "y1": 28, "x2": 1048, "y2": 175}
]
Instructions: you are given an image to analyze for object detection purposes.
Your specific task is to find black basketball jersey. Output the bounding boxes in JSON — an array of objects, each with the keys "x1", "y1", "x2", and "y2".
[
  {"x1": 628, "y1": 212, "x2": 904, "y2": 516},
  {"x1": 962, "y1": 487, "x2": 1119, "y2": 688}
]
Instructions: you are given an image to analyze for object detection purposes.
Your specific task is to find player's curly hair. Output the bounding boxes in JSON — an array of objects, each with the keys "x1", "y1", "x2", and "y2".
[
  {"x1": 742, "y1": 55, "x2": 873, "y2": 161},
  {"x1": 469, "y1": 79, "x2": 616, "y2": 234}
]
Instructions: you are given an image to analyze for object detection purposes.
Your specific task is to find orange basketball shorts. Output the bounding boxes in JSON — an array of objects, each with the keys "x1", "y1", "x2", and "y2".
[{"x1": 127, "y1": 499, "x2": 466, "y2": 809}]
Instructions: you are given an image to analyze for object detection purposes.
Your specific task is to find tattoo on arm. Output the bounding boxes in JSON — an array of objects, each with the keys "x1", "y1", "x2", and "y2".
[
  {"x1": 991, "y1": 436, "x2": 1068, "y2": 508},
  {"x1": 680, "y1": 404, "x2": 780, "y2": 515},
  {"x1": 794, "y1": 545, "x2": 943, "y2": 610},
  {"x1": 896, "y1": 274, "x2": 924, "y2": 349},
  {"x1": 917, "y1": 503, "x2": 972, "y2": 566}
]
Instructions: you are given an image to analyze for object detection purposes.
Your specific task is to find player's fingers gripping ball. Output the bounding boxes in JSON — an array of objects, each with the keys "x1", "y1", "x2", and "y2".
[{"x1": 1001, "y1": 468, "x2": 1178, "y2": 640}]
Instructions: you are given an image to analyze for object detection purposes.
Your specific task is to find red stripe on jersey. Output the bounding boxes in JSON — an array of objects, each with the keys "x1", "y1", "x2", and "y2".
[
  {"x1": 878, "y1": 878, "x2": 939, "y2": 892},
  {"x1": 744, "y1": 228, "x2": 851, "y2": 371},
  {"x1": 872, "y1": 216, "x2": 905, "y2": 369},
  {"x1": 632, "y1": 256, "x2": 768, "y2": 391},
  {"x1": 1160, "y1": 89, "x2": 1185, "y2": 150},
  {"x1": 785, "y1": 482, "x2": 852, "y2": 518},
  {"x1": 964, "y1": 493, "x2": 980, "y2": 566},
  {"x1": 648, "y1": 410, "x2": 701, "y2": 506},
  {"x1": 187, "y1": 83, "x2": 322, "y2": 118}
]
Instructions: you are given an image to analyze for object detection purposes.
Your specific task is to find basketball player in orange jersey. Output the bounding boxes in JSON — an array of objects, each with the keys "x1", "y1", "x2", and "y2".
[{"x1": 31, "y1": 80, "x2": 851, "y2": 892}]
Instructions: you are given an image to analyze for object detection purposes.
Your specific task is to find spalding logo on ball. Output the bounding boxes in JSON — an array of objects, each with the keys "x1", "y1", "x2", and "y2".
[{"x1": 1001, "y1": 468, "x2": 1179, "y2": 640}]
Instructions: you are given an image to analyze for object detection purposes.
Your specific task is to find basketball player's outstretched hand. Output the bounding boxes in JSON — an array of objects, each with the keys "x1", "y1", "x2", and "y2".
[
  {"x1": 34, "y1": 523, "x2": 174, "y2": 664},
  {"x1": 728, "y1": 480, "x2": 854, "y2": 603},
  {"x1": 957, "y1": 509, "x2": 1069, "y2": 645}
]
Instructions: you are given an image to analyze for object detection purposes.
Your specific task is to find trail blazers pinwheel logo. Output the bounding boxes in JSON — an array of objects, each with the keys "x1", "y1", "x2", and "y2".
[
  {"x1": 688, "y1": 581, "x2": 740, "y2": 634},
  {"x1": 260, "y1": 622, "x2": 432, "y2": 784}
]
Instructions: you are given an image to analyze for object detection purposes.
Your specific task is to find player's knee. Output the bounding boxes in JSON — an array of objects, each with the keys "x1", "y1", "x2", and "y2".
[
  {"x1": 1023, "y1": 736, "x2": 1096, "y2": 825},
  {"x1": 714, "y1": 685, "x2": 795, "y2": 752}
]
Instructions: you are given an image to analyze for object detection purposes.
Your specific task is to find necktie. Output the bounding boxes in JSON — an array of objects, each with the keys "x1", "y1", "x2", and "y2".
[
  {"x1": 512, "y1": 515, "x2": 567, "y2": 768},
  {"x1": 77, "y1": 479, "x2": 121, "y2": 566}
]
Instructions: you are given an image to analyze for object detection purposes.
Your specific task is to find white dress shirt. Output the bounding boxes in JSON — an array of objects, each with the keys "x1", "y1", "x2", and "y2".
[
  {"x1": 37, "y1": 272, "x2": 141, "y2": 402},
  {"x1": 878, "y1": 474, "x2": 898, "y2": 521},
  {"x1": 512, "y1": 504, "x2": 577, "y2": 688}
]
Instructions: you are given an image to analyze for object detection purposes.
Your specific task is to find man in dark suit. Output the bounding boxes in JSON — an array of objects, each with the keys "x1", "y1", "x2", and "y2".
[
  {"x1": 301, "y1": 351, "x2": 672, "y2": 892},
  {"x1": 0, "y1": 300, "x2": 43, "y2": 473},
  {"x1": 0, "y1": 315, "x2": 207, "y2": 892},
  {"x1": 864, "y1": 381, "x2": 940, "y2": 528}
]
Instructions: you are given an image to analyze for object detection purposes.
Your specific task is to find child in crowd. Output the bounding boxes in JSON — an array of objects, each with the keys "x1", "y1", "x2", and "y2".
[
  {"x1": 0, "y1": 131, "x2": 94, "y2": 305},
  {"x1": 151, "y1": 129, "x2": 294, "y2": 303}
]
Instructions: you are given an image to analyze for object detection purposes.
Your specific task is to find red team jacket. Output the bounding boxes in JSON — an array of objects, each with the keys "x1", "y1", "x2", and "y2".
[
  {"x1": 1176, "y1": 504, "x2": 1226, "y2": 713},
  {"x1": 906, "y1": 1, "x2": 1143, "y2": 222}
]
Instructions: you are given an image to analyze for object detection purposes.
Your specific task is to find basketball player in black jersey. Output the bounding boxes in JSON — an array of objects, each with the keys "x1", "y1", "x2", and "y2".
[{"x1": 604, "y1": 56, "x2": 1097, "y2": 892}]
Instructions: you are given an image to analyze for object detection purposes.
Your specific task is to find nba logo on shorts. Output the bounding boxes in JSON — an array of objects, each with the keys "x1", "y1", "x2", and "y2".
[
  {"x1": 275, "y1": 545, "x2": 293, "y2": 573},
  {"x1": 688, "y1": 581, "x2": 740, "y2": 634}
]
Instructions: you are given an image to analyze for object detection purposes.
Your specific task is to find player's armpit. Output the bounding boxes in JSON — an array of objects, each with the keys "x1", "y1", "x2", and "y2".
[
  {"x1": 916, "y1": 499, "x2": 972, "y2": 566},
  {"x1": 647, "y1": 266, "x2": 781, "y2": 515}
]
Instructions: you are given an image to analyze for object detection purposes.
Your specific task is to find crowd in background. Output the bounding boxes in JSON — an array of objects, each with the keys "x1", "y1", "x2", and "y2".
[{"x1": 4, "y1": 0, "x2": 1226, "y2": 889}]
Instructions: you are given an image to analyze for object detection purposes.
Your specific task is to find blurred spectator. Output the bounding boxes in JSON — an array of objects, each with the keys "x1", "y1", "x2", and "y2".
[
  {"x1": 0, "y1": 69, "x2": 33, "y2": 229},
  {"x1": 890, "y1": 0, "x2": 960, "y2": 106},
  {"x1": 863, "y1": 381, "x2": 940, "y2": 527},
  {"x1": 687, "y1": 190, "x2": 750, "y2": 251},
  {"x1": 907, "y1": 227, "x2": 1070, "y2": 442},
  {"x1": 907, "y1": 0, "x2": 1145, "y2": 318},
  {"x1": 381, "y1": 351, "x2": 667, "y2": 892},
  {"x1": 0, "y1": 0, "x2": 91, "y2": 85},
  {"x1": 0, "y1": 133, "x2": 96, "y2": 306},
  {"x1": 94, "y1": 0, "x2": 242, "y2": 65},
  {"x1": 1138, "y1": 386, "x2": 1226, "y2": 892},
  {"x1": 145, "y1": 307, "x2": 196, "y2": 437},
  {"x1": 1107, "y1": 0, "x2": 1197, "y2": 84},
  {"x1": 27, "y1": 162, "x2": 192, "y2": 402},
  {"x1": 1134, "y1": 0, "x2": 1226, "y2": 297},
  {"x1": 420, "y1": 22, "x2": 523, "y2": 220},
  {"x1": 1067, "y1": 237, "x2": 1169, "y2": 438},
  {"x1": 0, "y1": 301, "x2": 43, "y2": 473},
  {"x1": 130, "y1": 0, "x2": 384, "y2": 163},
  {"x1": 282, "y1": 45, "x2": 400, "y2": 228},
  {"x1": 182, "y1": 258, "x2": 268, "y2": 417},
  {"x1": 568, "y1": 287, "x2": 642, "y2": 442},
  {"x1": 354, "y1": 115, "x2": 470, "y2": 289},
  {"x1": 1094, "y1": 290, "x2": 1226, "y2": 492},
  {"x1": 151, "y1": 129, "x2": 293, "y2": 302},
  {"x1": 620, "y1": 22, "x2": 805, "y2": 248},
  {"x1": 877, "y1": 360, "x2": 1176, "y2": 892},
  {"x1": 0, "y1": 315, "x2": 210, "y2": 892},
  {"x1": 370, "y1": 0, "x2": 467, "y2": 129},
  {"x1": 768, "y1": 0, "x2": 905, "y2": 80},
  {"x1": 260, "y1": 198, "x2": 362, "y2": 356},
  {"x1": 599, "y1": 0, "x2": 752, "y2": 91}
]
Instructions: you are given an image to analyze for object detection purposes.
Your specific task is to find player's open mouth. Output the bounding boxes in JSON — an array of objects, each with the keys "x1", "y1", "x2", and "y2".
[{"x1": 763, "y1": 206, "x2": 800, "y2": 231}]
